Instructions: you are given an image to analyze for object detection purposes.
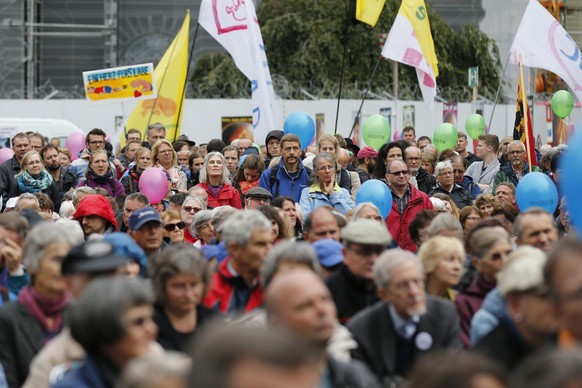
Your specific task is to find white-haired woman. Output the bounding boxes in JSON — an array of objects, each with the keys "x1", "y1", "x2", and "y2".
[{"x1": 196, "y1": 152, "x2": 242, "y2": 209}]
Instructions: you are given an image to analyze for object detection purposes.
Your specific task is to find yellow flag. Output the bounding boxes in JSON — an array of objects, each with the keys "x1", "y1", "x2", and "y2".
[
  {"x1": 400, "y1": 0, "x2": 438, "y2": 77},
  {"x1": 356, "y1": 0, "x2": 386, "y2": 27},
  {"x1": 123, "y1": 10, "x2": 190, "y2": 146}
]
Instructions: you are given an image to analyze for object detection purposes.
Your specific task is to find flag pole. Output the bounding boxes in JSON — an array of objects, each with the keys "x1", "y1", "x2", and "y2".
[
  {"x1": 519, "y1": 54, "x2": 533, "y2": 173},
  {"x1": 347, "y1": 54, "x2": 383, "y2": 139},
  {"x1": 174, "y1": 21, "x2": 200, "y2": 142},
  {"x1": 487, "y1": 54, "x2": 511, "y2": 132},
  {"x1": 334, "y1": 0, "x2": 355, "y2": 135}
]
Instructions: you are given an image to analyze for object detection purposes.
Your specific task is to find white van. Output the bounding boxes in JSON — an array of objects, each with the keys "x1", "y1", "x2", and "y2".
[{"x1": 0, "y1": 118, "x2": 84, "y2": 148}]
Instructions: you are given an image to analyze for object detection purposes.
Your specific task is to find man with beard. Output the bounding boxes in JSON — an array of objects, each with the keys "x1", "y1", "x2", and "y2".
[
  {"x1": 0, "y1": 133, "x2": 31, "y2": 209},
  {"x1": 259, "y1": 134, "x2": 310, "y2": 203},
  {"x1": 266, "y1": 269, "x2": 380, "y2": 388},
  {"x1": 356, "y1": 146, "x2": 377, "y2": 183},
  {"x1": 40, "y1": 145, "x2": 78, "y2": 196},
  {"x1": 347, "y1": 249, "x2": 461, "y2": 385},
  {"x1": 492, "y1": 140, "x2": 537, "y2": 193},
  {"x1": 405, "y1": 146, "x2": 435, "y2": 194}
]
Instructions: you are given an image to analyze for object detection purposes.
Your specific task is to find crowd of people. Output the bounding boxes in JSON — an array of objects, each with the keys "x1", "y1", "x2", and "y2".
[{"x1": 0, "y1": 122, "x2": 580, "y2": 388}]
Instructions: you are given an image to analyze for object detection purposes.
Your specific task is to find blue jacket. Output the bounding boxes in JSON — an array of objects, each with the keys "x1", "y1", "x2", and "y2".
[
  {"x1": 52, "y1": 355, "x2": 111, "y2": 388},
  {"x1": 460, "y1": 176, "x2": 481, "y2": 200},
  {"x1": 258, "y1": 160, "x2": 310, "y2": 203},
  {"x1": 299, "y1": 183, "x2": 355, "y2": 219},
  {"x1": 470, "y1": 288, "x2": 508, "y2": 346}
]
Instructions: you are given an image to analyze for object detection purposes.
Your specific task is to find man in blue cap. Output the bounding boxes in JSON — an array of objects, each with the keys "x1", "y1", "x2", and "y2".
[{"x1": 128, "y1": 207, "x2": 164, "y2": 258}]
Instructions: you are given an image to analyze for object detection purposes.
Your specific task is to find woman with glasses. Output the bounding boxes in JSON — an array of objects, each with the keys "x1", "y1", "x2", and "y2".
[
  {"x1": 161, "y1": 210, "x2": 185, "y2": 244},
  {"x1": 12, "y1": 151, "x2": 61, "y2": 210},
  {"x1": 151, "y1": 139, "x2": 187, "y2": 193},
  {"x1": 180, "y1": 196, "x2": 206, "y2": 244},
  {"x1": 459, "y1": 206, "x2": 483, "y2": 233},
  {"x1": 456, "y1": 227, "x2": 512, "y2": 347},
  {"x1": 121, "y1": 147, "x2": 152, "y2": 195},
  {"x1": 428, "y1": 160, "x2": 473, "y2": 210},
  {"x1": 351, "y1": 202, "x2": 383, "y2": 222},
  {"x1": 150, "y1": 245, "x2": 218, "y2": 353},
  {"x1": 191, "y1": 210, "x2": 215, "y2": 248},
  {"x1": 78, "y1": 149, "x2": 125, "y2": 198},
  {"x1": 197, "y1": 152, "x2": 242, "y2": 209},
  {"x1": 299, "y1": 154, "x2": 355, "y2": 219}
]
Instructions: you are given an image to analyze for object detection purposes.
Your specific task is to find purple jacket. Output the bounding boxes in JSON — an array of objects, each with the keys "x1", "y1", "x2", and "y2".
[
  {"x1": 78, "y1": 176, "x2": 125, "y2": 198},
  {"x1": 454, "y1": 275, "x2": 496, "y2": 348}
]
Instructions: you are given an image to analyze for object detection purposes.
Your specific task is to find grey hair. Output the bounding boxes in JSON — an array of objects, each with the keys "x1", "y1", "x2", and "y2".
[
  {"x1": 222, "y1": 210, "x2": 271, "y2": 246},
  {"x1": 23, "y1": 222, "x2": 83, "y2": 273},
  {"x1": 373, "y1": 249, "x2": 423, "y2": 290},
  {"x1": 210, "y1": 206, "x2": 239, "y2": 233},
  {"x1": 434, "y1": 160, "x2": 453, "y2": 177},
  {"x1": 191, "y1": 210, "x2": 213, "y2": 237},
  {"x1": 58, "y1": 200, "x2": 76, "y2": 219},
  {"x1": 313, "y1": 153, "x2": 335, "y2": 169},
  {"x1": 183, "y1": 195, "x2": 206, "y2": 211},
  {"x1": 261, "y1": 241, "x2": 320, "y2": 288},
  {"x1": 125, "y1": 192, "x2": 150, "y2": 206},
  {"x1": 508, "y1": 140, "x2": 526, "y2": 151},
  {"x1": 14, "y1": 193, "x2": 39, "y2": 211},
  {"x1": 119, "y1": 352, "x2": 191, "y2": 388},
  {"x1": 428, "y1": 213, "x2": 463, "y2": 237},
  {"x1": 54, "y1": 218, "x2": 85, "y2": 245},
  {"x1": 146, "y1": 122, "x2": 165, "y2": 137},
  {"x1": 470, "y1": 227, "x2": 510, "y2": 259},
  {"x1": 150, "y1": 244, "x2": 210, "y2": 305},
  {"x1": 70, "y1": 277, "x2": 154, "y2": 354},
  {"x1": 72, "y1": 187, "x2": 96, "y2": 206},
  {"x1": 351, "y1": 202, "x2": 381, "y2": 221},
  {"x1": 199, "y1": 152, "x2": 231, "y2": 184}
]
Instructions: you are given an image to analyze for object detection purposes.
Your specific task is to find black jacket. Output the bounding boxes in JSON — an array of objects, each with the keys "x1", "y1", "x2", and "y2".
[
  {"x1": 415, "y1": 167, "x2": 436, "y2": 195},
  {"x1": 347, "y1": 298, "x2": 462, "y2": 384},
  {"x1": 465, "y1": 152, "x2": 482, "y2": 166},
  {"x1": 55, "y1": 166, "x2": 78, "y2": 195},
  {"x1": 428, "y1": 183, "x2": 473, "y2": 210},
  {"x1": 326, "y1": 264, "x2": 378, "y2": 324},
  {"x1": 0, "y1": 156, "x2": 21, "y2": 209},
  {"x1": 327, "y1": 356, "x2": 381, "y2": 388}
]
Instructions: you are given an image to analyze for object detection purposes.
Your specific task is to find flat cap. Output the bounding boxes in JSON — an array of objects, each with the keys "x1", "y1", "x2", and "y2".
[
  {"x1": 341, "y1": 219, "x2": 392, "y2": 245},
  {"x1": 245, "y1": 187, "x2": 273, "y2": 199}
]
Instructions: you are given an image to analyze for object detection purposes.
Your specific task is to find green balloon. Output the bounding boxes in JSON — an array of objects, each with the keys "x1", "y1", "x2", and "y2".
[
  {"x1": 362, "y1": 114, "x2": 391, "y2": 150},
  {"x1": 465, "y1": 114, "x2": 486, "y2": 140},
  {"x1": 552, "y1": 90, "x2": 574, "y2": 119},
  {"x1": 433, "y1": 123, "x2": 458, "y2": 152}
]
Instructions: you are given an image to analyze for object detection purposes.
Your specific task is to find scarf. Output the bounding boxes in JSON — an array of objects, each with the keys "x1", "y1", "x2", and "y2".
[
  {"x1": 239, "y1": 179, "x2": 259, "y2": 195},
  {"x1": 88, "y1": 167, "x2": 113, "y2": 184},
  {"x1": 156, "y1": 163, "x2": 181, "y2": 190},
  {"x1": 17, "y1": 170, "x2": 53, "y2": 193},
  {"x1": 207, "y1": 184, "x2": 224, "y2": 198},
  {"x1": 18, "y1": 286, "x2": 68, "y2": 336}
]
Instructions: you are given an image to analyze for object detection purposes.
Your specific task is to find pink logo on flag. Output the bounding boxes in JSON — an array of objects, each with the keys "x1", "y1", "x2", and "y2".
[
  {"x1": 549, "y1": 21, "x2": 582, "y2": 91},
  {"x1": 402, "y1": 48, "x2": 423, "y2": 67},
  {"x1": 423, "y1": 72, "x2": 435, "y2": 87},
  {"x1": 213, "y1": 0, "x2": 248, "y2": 34}
]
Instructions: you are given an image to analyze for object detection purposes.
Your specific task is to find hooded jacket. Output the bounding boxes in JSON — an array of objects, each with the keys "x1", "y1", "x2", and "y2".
[{"x1": 73, "y1": 194, "x2": 118, "y2": 230}]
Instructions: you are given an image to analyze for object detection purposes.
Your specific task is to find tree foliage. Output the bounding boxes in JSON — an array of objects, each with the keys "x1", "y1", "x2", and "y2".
[{"x1": 190, "y1": 0, "x2": 503, "y2": 101}]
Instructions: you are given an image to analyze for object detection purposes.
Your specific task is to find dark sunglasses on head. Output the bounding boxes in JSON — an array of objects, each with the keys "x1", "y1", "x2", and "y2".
[{"x1": 164, "y1": 221, "x2": 186, "y2": 232}]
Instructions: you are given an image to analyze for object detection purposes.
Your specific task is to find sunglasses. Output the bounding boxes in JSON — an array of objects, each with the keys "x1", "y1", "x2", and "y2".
[
  {"x1": 490, "y1": 250, "x2": 512, "y2": 261},
  {"x1": 164, "y1": 221, "x2": 186, "y2": 232},
  {"x1": 182, "y1": 206, "x2": 202, "y2": 213},
  {"x1": 388, "y1": 170, "x2": 409, "y2": 176}
]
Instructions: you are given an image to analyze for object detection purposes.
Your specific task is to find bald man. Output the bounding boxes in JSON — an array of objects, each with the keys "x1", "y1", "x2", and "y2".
[{"x1": 265, "y1": 269, "x2": 380, "y2": 387}]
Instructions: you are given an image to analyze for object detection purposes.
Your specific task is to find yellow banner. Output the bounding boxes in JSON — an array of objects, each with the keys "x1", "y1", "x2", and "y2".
[
  {"x1": 400, "y1": 0, "x2": 438, "y2": 77},
  {"x1": 123, "y1": 10, "x2": 190, "y2": 146},
  {"x1": 356, "y1": 0, "x2": 387, "y2": 27}
]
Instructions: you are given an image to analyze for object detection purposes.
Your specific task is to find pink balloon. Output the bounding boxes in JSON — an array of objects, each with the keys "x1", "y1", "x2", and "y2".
[
  {"x1": 138, "y1": 168, "x2": 169, "y2": 204},
  {"x1": 0, "y1": 148, "x2": 14, "y2": 165},
  {"x1": 65, "y1": 131, "x2": 86, "y2": 161}
]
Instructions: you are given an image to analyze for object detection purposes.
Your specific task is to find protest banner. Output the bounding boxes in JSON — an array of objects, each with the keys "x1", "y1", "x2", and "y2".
[{"x1": 83, "y1": 63, "x2": 156, "y2": 105}]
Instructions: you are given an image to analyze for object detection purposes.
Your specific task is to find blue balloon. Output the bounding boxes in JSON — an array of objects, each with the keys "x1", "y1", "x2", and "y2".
[
  {"x1": 355, "y1": 179, "x2": 393, "y2": 219},
  {"x1": 561, "y1": 132, "x2": 582, "y2": 228},
  {"x1": 283, "y1": 111, "x2": 315, "y2": 150},
  {"x1": 516, "y1": 172, "x2": 558, "y2": 214}
]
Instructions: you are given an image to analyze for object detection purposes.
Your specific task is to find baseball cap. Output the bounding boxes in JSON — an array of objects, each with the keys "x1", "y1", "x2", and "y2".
[
  {"x1": 341, "y1": 219, "x2": 392, "y2": 245},
  {"x1": 313, "y1": 239, "x2": 344, "y2": 268},
  {"x1": 357, "y1": 146, "x2": 378, "y2": 159},
  {"x1": 128, "y1": 207, "x2": 162, "y2": 231},
  {"x1": 61, "y1": 241, "x2": 130, "y2": 275}
]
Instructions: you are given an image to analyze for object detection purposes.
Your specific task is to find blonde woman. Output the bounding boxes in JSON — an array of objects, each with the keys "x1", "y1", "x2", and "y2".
[
  {"x1": 418, "y1": 236, "x2": 465, "y2": 301},
  {"x1": 151, "y1": 139, "x2": 187, "y2": 192}
]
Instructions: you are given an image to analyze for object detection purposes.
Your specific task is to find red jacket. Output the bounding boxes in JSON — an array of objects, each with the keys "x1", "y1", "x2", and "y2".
[
  {"x1": 385, "y1": 184, "x2": 433, "y2": 252},
  {"x1": 197, "y1": 182, "x2": 242, "y2": 209},
  {"x1": 203, "y1": 258, "x2": 263, "y2": 314}
]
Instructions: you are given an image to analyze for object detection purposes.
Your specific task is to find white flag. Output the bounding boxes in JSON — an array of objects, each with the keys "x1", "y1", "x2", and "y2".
[
  {"x1": 510, "y1": 0, "x2": 582, "y2": 102},
  {"x1": 199, "y1": 0, "x2": 278, "y2": 142},
  {"x1": 382, "y1": 12, "x2": 437, "y2": 109}
]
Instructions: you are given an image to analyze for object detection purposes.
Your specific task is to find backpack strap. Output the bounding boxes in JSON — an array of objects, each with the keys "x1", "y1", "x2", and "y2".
[{"x1": 269, "y1": 165, "x2": 279, "y2": 191}]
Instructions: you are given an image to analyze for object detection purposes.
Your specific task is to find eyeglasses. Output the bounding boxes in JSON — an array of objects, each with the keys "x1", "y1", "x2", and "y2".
[
  {"x1": 164, "y1": 221, "x2": 186, "y2": 231},
  {"x1": 317, "y1": 165, "x2": 334, "y2": 172},
  {"x1": 453, "y1": 169, "x2": 464, "y2": 174},
  {"x1": 125, "y1": 315, "x2": 154, "y2": 329},
  {"x1": 465, "y1": 216, "x2": 481, "y2": 221},
  {"x1": 182, "y1": 206, "x2": 202, "y2": 213},
  {"x1": 489, "y1": 250, "x2": 512, "y2": 261},
  {"x1": 26, "y1": 160, "x2": 42, "y2": 166},
  {"x1": 158, "y1": 149, "x2": 173, "y2": 154},
  {"x1": 392, "y1": 277, "x2": 425, "y2": 292},
  {"x1": 407, "y1": 157, "x2": 421, "y2": 162},
  {"x1": 347, "y1": 244, "x2": 385, "y2": 257},
  {"x1": 249, "y1": 197, "x2": 271, "y2": 204},
  {"x1": 388, "y1": 170, "x2": 409, "y2": 176}
]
